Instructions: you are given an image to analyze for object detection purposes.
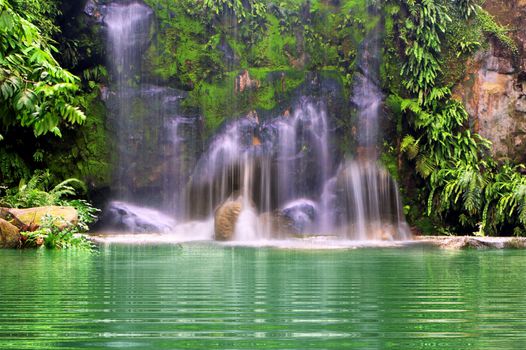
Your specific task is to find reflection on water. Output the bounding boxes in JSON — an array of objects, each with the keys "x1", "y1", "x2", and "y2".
[{"x1": 1, "y1": 245, "x2": 526, "y2": 349}]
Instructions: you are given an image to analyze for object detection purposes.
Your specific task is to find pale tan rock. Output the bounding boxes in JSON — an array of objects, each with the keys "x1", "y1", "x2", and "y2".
[
  {"x1": 234, "y1": 70, "x2": 260, "y2": 94},
  {"x1": 214, "y1": 201, "x2": 242, "y2": 241},
  {"x1": 8, "y1": 206, "x2": 78, "y2": 230}
]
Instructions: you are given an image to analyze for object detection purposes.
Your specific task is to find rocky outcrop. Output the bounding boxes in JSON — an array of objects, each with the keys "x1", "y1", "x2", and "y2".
[
  {"x1": 0, "y1": 218, "x2": 21, "y2": 248},
  {"x1": 455, "y1": 0, "x2": 526, "y2": 162},
  {"x1": 280, "y1": 200, "x2": 317, "y2": 234},
  {"x1": 455, "y1": 45, "x2": 526, "y2": 162},
  {"x1": 259, "y1": 211, "x2": 296, "y2": 238},
  {"x1": 234, "y1": 70, "x2": 260, "y2": 94},
  {"x1": 214, "y1": 200, "x2": 242, "y2": 241}
]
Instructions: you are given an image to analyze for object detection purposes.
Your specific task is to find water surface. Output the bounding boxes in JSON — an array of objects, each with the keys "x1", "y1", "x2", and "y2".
[{"x1": 1, "y1": 244, "x2": 525, "y2": 349}]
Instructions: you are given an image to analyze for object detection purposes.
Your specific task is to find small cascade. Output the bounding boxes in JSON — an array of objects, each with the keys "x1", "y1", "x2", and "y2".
[
  {"x1": 105, "y1": 2, "x2": 153, "y2": 200},
  {"x1": 274, "y1": 100, "x2": 331, "y2": 207},
  {"x1": 333, "y1": 161, "x2": 410, "y2": 240}
]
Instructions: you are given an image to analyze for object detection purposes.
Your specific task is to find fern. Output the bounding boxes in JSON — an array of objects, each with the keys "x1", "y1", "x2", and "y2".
[{"x1": 400, "y1": 135, "x2": 419, "y2": 160}]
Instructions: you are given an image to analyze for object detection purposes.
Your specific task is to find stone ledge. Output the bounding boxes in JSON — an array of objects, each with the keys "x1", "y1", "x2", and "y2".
[{"x1": 416, "y1": 236, "x2": 526, "y2": 249}]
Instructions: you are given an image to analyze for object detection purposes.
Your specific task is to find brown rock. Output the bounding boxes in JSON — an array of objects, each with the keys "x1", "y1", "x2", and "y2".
[
  {"x1": 234, "y1": 70, "x2": 260, "y2": 94},
  {"x1": 504, "y1": 237, "x2": 526, "y2": 248},
  {"x1": 214, "y1": 201, "x2": 242, "y2": 241},
  {"x1": 454, "y1": 46, "x2": 526, "y2": 162},
  {"x1": 453, "y1": 1, "x2": 526, "y2": 162},
  {"x1": 8, "y1": 206, "x2": 78, "y2": 230},
  {"x1": 0, "y1": 218, "x2": 21, "y2": 248}
]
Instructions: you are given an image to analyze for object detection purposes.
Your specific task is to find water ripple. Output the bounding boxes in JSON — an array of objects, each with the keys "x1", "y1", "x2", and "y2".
[{"x1": 1, "y1": 245, "x2": 526, "y2": 349}]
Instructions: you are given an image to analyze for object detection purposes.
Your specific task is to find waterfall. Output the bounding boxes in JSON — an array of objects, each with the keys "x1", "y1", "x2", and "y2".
[
  {"x1": 99, "y1": 0, "x2": 410, "y2": 240},
  {"x1": 332, "y1": 9, "x2": 410, "y2": 240},
  {"x1": 103, "y1": 1, "x2": 199, "y2": 231},
  {"x1": 185, "y1": 99, "x2": 332, "y2": 239}
]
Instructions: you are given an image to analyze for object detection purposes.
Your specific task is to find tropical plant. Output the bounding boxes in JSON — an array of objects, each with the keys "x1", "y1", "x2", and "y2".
[
  {"x1": 0, "y1": 0, "x2": 86, "y2": 139},
  {"x1": 456, "y1": 0, "x2": 481, "y2": 19},
  {"x1": 0, "y1": 170, "x2": 86, "y2": 208},
  {"x1": 20, "y1": 214, "x2": 96, "y2": 251},
  {"x1": 183, "y1": 0, "x2": 267, "y2": 22}
]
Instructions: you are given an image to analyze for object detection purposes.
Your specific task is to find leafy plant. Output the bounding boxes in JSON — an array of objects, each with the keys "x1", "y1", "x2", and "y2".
[
  {"x1": 456, "y1": 0, "x2": 481, "y2": 19},
  {"x1": 67, "y1": 199, "x2": 99, "y2": 231},
  {"x1": 477, "y1": 8, "x2": 518, "y2": 57},
  {"x1": 0, "y1": 170, "x2": 86, "y2": 208},
  {"x1": 20, "y1": 214, "x2": 95, "y2": 251},
  {"x1": 0, "y1": 0, "x2": 86, "y2": 138}
]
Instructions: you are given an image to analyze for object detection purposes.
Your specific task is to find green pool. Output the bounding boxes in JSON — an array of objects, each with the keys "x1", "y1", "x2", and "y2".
[{"x1": 1, "y1": 243, "x2": 525, "y2": 349}]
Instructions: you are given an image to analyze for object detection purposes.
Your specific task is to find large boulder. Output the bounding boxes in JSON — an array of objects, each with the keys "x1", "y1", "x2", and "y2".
[
  {"x1": 214, "y1": 200, "x2": 242, "y2": 241},
  {"x1": 280, "y1": 199, "x2": 317, "y2": 234},
  {"x1": 100, "y1": 201, "x2": 176, "y2": 233},
  {"x1": 0, "y1": 218, "x2": 21, "y2": 248},
  {"x1": 7, "y1": 206, "x2": 78, "y2": 230}
]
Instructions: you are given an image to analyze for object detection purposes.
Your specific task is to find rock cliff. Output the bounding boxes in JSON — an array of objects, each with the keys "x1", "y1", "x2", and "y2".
[{"x1": 456, "y1": 1, "x2": 526, "y2": 162}]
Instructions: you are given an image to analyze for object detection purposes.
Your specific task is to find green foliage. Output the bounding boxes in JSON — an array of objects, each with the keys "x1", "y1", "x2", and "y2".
[
  {"x1": 456, "y1": 0, "x2": 481, "y2": 20},
  {"x1": 476, "y1": 8, "x2": 518, "y2": 57},
  {"x1": 67, "y1": 199, "x2": 99, "y2": 232},
  {"x1": 0, "y1": 149, "x2": 30, "y2": 184},
  {"x1": 483, "y1": 164, "x2": 526, "y2": 235},
  {"x1": 0, "y1": 170, "x2": 86, "y2": 208},
  {"x1": 0, "y1": 0, "x2": 86, "y2": 138},
  {"x1": 21, "y1": 214, "x2": 96, "y2": 251},
  {"x1": 8, "y1": 0, "x2": 61, "y2": 39},
  {"x1": 185, "y1": 68, "x2": 306, "y2": 133},
  {"x1": 186, "y1": 0, "x2": 267, "y2": 22},
  {"x1": 393, "y1": 0, "x2": 526, "y2": 236},
  {"x1": 46, "y1": 89, "x2": 112, "y2": 188},
  {"x1": 399, "y1": 0, "x2": 450, "y2": 102},
  {"x1": 2, "y1": 168, "x2": 99, "y2": 249}
]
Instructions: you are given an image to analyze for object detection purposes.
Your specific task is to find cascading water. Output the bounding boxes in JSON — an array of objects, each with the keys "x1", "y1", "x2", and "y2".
[
  {"x1": 105, "y1": 2, "x2": 153, "y2": 198},
  {"x1": 184, "y1": 98, "x2": 334, "y2": 239},
  {"x1": 327, "y1": 10, "x2": 410, "y2": 240},
  {"x1": 99, "y1": 0, "x2": 409, "y2": 240},
  {"x1": 103, "y1": 1, "x2": 199, "y2": 231}
]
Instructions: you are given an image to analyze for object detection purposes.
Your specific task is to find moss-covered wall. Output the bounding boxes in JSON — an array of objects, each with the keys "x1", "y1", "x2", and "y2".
[{"x1": 141, "y1": 0, "x2": 380, "y2": 135}]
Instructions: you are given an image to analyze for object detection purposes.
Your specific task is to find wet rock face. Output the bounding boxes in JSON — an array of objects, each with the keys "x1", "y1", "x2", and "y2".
[
  {"x1": 455, "y1": 1, "x2": 526, "y2": 163},
  {"x1": 234, "y1": 70, "x2": 261, "y2": 94}
]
